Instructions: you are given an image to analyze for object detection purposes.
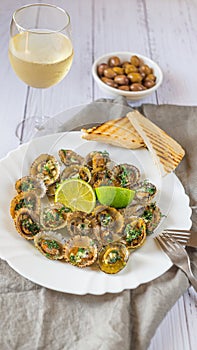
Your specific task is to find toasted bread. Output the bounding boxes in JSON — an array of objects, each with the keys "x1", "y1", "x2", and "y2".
[
  {"x1": 81, "y1": 116, "x2": 145, "y2": 149},
  {"x1": 127, "y1": 110, "x2": 185, "y2": 176}
]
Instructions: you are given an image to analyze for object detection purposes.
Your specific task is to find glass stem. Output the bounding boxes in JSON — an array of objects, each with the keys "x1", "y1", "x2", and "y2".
[{"x1": 35, "y1": 88, "x2": 45, "y2": 126}]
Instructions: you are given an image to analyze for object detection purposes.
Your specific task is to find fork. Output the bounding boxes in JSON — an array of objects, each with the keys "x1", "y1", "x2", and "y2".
[
  {"x1": 155, "y1": 233, "x2": 197, "y2": 292},
  {"x1": 163, "y1": 229, "x2": 197, "y2": 247}
]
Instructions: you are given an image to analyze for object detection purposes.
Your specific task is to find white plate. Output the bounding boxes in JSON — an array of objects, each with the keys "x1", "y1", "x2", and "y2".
[{"x1": 0, "y1": 132, "x2": 192, "y2": 295}]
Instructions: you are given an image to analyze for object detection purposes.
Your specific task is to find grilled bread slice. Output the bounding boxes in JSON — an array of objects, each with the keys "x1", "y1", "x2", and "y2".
[
  {"x1": 127, "y1": 110, "x2": 185, "y2": 176},
  {"x1": 81, "y1": 116, "x2": 145, "y2": 149}
]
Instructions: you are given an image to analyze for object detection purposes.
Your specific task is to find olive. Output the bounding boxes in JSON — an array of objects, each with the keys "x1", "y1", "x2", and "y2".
[
  {"x1": 108, "y1": 56, "x2": 121, "y2": 67},
  {"x1": 130, "y1": 83, "x2": 147, "y2": 91},
  {"x1": 113, "y1": 67, "x2": 124, "y2": 75},
  {"x1": 140, "y1": 72, "x2": 146, "y2": 79},
  {"x1": 143, "y1": 80, "x2": 156, "y2": 88},
  {"x1": 103, "y1": 68, "x2": 117, "y2": 79},
  {"x1": 127, "y1": 72, "x2": 143, "y2": 83},
  {"x1": 118, "y1": 85, "x2": 130, "y2": 91},
  {"x1": 145, "y1": 74, "x2": 156, "y2": 82},
  {"x1": 97, "y1": 54, "x2": 157, "y2": 92},
  {"x1": 130, "y1": 55, "x2": 141, "y2": 67},
  {"x1": 125, "y1": 64, "x2": 138, "y2": 74},
  {"x1": 97, "y1": 63, "x2": 108, "y2": 77},
  {"x1": 139, "y1": 64, "x2": 152, "y2": 76},
  {"x1": 101, "y1": 77, "x2": 118, "y2": 88},
  {"x1": 114, "y1": 75, "x2": 129, "y2": 85},
  {"x1": 122, "y1": 61, "x2": 131, "y2": 68}
]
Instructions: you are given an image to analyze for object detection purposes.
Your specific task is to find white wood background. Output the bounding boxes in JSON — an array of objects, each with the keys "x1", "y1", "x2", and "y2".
[{"x1": 0, "y1": 0, "x2": 196, "y2": 349}]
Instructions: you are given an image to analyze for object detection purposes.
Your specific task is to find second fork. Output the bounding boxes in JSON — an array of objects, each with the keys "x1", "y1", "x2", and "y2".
[{"x1": 155, "y1": 233, "x2": 197, "y2": 292}]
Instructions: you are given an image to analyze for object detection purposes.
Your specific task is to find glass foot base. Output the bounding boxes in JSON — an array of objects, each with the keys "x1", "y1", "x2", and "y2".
[{"x1": 16, "y1": 117, "x2": 50, "y2": 143}]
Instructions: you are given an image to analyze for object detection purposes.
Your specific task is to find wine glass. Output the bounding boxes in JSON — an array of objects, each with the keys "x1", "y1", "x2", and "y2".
[{"x1": 8, "y1": 3, "x2": 73, "y2": 142}]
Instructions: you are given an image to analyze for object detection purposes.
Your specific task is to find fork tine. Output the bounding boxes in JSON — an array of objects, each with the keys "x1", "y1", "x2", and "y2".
[
  {"x1": 163, "y1": 229, "x2": 191, "y2": 234},
  {"x1": 163, "y1": 230, "x2": 191, "y2": 245},
  {"x1": 168, "y1": 236, "x2": 188, "y2": 243},
  {"x1": 155, "y1": 236, "x2": 169, "y2": 251},
  {"x1": 166, "y1": 234, "x2": 189, "y2": 240},
  {"x1": 162, "y1": 232, "x2": 189, "y2": 244},
  {"x1": 159, "y1": 233, "x2": 177, "y2": 251},
  {"x1": 162, "y1": 233, "x2": 185, "y2": 251}
]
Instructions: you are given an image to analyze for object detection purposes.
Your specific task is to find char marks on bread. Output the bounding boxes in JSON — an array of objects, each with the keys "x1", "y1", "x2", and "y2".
[
  {"x1": 127, "y1": 110, "x2": 185, "y2": 176},
  {"x1": 81, "y1": 116, "x2": 145, "y2": 149}
]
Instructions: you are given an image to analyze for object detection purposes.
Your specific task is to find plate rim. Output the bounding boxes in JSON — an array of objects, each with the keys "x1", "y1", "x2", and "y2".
[{"x1": 0, "y1": 131, "x2": 192, "y2": 295}]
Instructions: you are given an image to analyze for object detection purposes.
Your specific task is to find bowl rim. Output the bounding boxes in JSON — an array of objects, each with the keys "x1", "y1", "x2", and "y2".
[{"x1": 92, "y1": 51, "x2": 163, "y2": 96}]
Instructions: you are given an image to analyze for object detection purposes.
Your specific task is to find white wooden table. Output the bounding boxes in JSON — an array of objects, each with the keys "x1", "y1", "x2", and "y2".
[{"x1": 0, "y1": 1, "x2": 196, "y2": 349}]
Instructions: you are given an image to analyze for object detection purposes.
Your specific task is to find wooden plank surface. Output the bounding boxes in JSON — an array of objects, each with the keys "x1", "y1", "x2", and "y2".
[{"x1": 0, "y1": 0, "x2": 196, "y2": 349}]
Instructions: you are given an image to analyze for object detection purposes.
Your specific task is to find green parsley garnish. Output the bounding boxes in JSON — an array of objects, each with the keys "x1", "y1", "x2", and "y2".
[
  {"x1": 108, "y1": 250, "x2": 121, "y2": 264},
  {"x1": 44, "y1": 240, "x2": 60, "y2": 250},
  {"x1": 101, "y1": 213, "x2": 111, "y2": 226},
  {"x1": 22, "y1": 218, "x2": 40, "y2": 234},
  {"x1": 125, "y1": 224, "x2": 142, "y2": 242},
  {"x1": 118, "y1": 166, "x2": 128, "y2": 187}
]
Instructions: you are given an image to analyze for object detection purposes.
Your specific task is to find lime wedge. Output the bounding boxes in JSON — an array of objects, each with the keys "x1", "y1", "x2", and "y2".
[
  {"x1": 95, "y1": 186, "x2": 135, "y2": 208},
  {"x1": 54, "y1": 179, "x2": 96, "y2": 214}
]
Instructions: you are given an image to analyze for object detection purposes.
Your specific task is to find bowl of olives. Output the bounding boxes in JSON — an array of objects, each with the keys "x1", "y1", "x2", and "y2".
[{"x1": 92, "y1": 52, "x2": 163, "y2": 100}]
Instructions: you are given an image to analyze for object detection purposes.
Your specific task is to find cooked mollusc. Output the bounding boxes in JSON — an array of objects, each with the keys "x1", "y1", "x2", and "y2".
[
  {"x1": 78, "y1": 166, "x2": 91, "y2": 183},
  {"x1": 30, "y1": 154, "x2": 60, "y2": 186},
  {"x1": 60, "y1": 165, "x2": 80, "y2": 181},
  {"x1": 40, "y1": 204, "x2": 69, "y2": 230},
  {"x1": 15, "y1": 176, "x2": 46, "y2": 198},
  {"x1": 66, "y1": 211, "x2": 97, "y2": 237},
  {"x1": 112, "y1": 164, "x2": 140, "y2": 188},
  {"x1": 61, "y1": 165, "x2": 91, "y2": 183},
  {"x1": 58, "y1": 149, "x2": 84, "y2": 166},
  {"x1": 132, "y1": 181, "x2": 157, "y2": 203},
  {"x1": 90, "y1": 169, "x2": 113, "y2": 188},
  {"x1": 121, "y1": 203, "x2": 146, "y2": 219},
  {"x1": 122, "y1": 217, "x2": 146, "y2": 249},
  {"x1": 98, "y1": 242, "x2": 129, "y2": 274},
  {"x1": 46, "y1": 181, "x2": 60, "y2": 197},
  {"x1": 34, "y1": 231, "x2": 65, "y2": 260},
  {"x1": 14, "y1": 208, "x2": 41, "y2": 240},
  {"x1": 142, "y1": 202, "x2": 162, "y2": 234},
  {"x1": 64, "y1": 235, "x2": 98, "y2": 267},
  {"x1": 93, "y1": 205, "x2": 124, "y2": 244},
  {"x1": 84, "y1": 151, "x2": 110, "y2": 172},
  {"x1": 10, "y1": 191, "x2": 40, "y2": 219}
]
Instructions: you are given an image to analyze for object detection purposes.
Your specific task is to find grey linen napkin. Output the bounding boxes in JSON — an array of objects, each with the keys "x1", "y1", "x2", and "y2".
[{"x1": 0, "y1": 99, "x2": 196, "y2": 350}]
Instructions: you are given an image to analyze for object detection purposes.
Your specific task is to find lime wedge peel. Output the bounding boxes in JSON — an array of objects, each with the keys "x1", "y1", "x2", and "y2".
[{"x1": 95, "y1": 186, "x2": 135, "y2": 209}]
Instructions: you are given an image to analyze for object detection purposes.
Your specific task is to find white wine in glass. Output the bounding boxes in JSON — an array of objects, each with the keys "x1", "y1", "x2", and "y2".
[{"x1": 8, "y1": 3, "x2": 73, "y2": 141}]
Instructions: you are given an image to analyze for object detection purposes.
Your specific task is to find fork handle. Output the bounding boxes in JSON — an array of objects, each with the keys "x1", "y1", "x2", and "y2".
[{"x1": 179, "y1": 265, "x2": 197, "y2": 292}]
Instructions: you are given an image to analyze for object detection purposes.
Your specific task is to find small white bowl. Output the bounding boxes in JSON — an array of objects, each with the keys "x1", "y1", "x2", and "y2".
[{"x1": 92, "y1": 52, "x2": 163, "y2": 100}]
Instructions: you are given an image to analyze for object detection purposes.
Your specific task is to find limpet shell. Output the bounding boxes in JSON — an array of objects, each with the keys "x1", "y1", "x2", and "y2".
[
  {"x1": 93, "y1": 205, "x2": 124, "y2": 244},
  {"x1": 34, "y1": 231, "x2": 66, "y2": 260},
  {"x1": 122, "y1": 216, "x2": 146, "y2": 249},
  {"x1": 63, "y1": 235, "x2": 98, "y2": 267},
  {"x1": 121, "y1": 203, "x2": 146, "y2": 219},
  {"x1": 10, "y1": 191, "x2": 40, "y2": 219},
  {"x1": 60, "y1": 165, "x2": 80, "y2": 181},
  {"x1": 30, "y1": 154, "x2": 60, "y2": 186},
  {"x1": 84, "y1": 151, "x2": 110, "y2": 171},
  {"x1": 112, "y1": 163, "x2": 140, "y2": 188},
  {"x1": 14, "y1": 208, "x2": 41, "y2": 240},
  {"x1": 79, "y1": 166, "x2": 91, "y2": 183},
  {"x1": 40, "y1": 203, "x2": 68, "y2": 231},
  {"x1": 98, "y1": 242, "x2": 129, "y2": 274},
  {"x1": 15, "y1": 176, "x2": 46, "y2": 198},
  {"x1": 58, "y1": 149, "x2": 84, "y2": 166},
  {"x1": 66, "y1": 211, "x2": 97, "y2": 237},
  {"x1": 142, "y1": 203, "x2": 162, "y2": 234},
  {"x1": 132, "y1": 181, "x2": 157, "y2": 203}
]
